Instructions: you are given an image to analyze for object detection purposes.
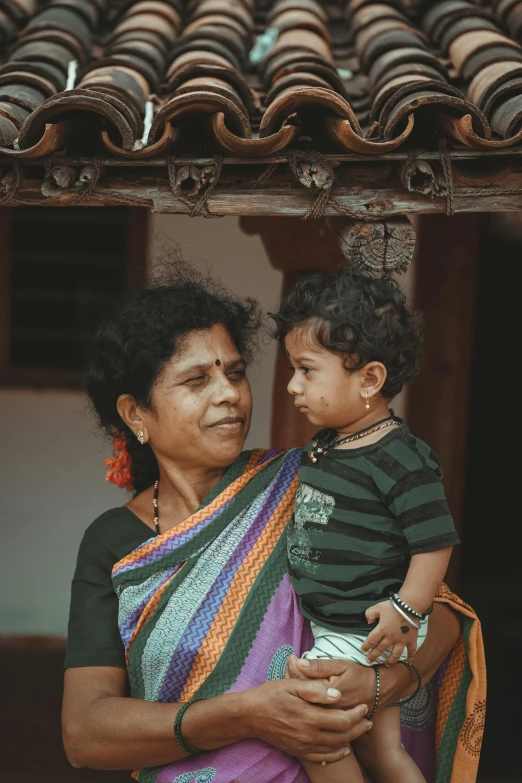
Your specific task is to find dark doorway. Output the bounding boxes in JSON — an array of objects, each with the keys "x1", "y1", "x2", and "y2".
[{"x1": 460, "y1": 213, "x2": 521, "y2": 781}]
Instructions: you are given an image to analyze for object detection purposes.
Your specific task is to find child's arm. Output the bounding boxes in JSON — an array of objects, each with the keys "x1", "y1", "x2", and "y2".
[
  {"x1": 398, "y1": 547, "x2": 453, "y2": 615},
  {"x1": 361, "y1": 547, "x2": 453, "y2": 664},
  {"x1": 363, "y1": 443, "x2": 459, "y2": 666}
]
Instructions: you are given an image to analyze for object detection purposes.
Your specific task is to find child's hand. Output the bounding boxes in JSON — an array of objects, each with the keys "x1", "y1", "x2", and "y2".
[
  {"x1": 360, "y1": 600, "x2": 418, "y2": 665},
  {"x1": 285, "y1": 654, "x2": 310, "y2": 680}
]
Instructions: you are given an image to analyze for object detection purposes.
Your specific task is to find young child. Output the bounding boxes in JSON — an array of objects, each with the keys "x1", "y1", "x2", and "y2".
[{"x1": 270, "y1": 268, "x2": 460, "y2": 783}]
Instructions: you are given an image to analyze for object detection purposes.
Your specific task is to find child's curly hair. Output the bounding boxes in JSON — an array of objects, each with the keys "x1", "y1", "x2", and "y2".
[{"x1": 270, "y1": 268, "x2": 423, "y2": 399}]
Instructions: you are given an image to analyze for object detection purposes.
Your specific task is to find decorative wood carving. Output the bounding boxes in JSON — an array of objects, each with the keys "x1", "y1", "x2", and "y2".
[{"x1": 327, "y1": 215, "x2": 416, "y2": 273}]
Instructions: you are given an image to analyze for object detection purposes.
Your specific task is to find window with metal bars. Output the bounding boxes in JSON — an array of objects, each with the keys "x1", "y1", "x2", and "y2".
[{"x1": 0, "y1": 206, "x2": 148, "y2": 388}]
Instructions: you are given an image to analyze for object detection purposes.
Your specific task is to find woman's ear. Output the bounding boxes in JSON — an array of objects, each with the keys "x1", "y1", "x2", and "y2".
[
  {"x1": 116, "y1": 394, "x2": 148, "y2": 443},
  {"x1": 360, "y1": 362, "x2": 387, "y2": 400}
]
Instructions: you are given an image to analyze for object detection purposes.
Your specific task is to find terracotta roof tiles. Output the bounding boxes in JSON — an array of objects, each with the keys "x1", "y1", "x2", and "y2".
[{"x1": 2, "y1": 0, "x2": 522, "y2": 158}]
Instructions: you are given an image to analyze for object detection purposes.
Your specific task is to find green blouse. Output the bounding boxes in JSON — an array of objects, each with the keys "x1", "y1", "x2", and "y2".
[
  {"x1": 64, "y1": 452, "x2": 254, "y2": 669},
  {"x1": 64, "y1": 508, "x2": 151, "y2": 669}
]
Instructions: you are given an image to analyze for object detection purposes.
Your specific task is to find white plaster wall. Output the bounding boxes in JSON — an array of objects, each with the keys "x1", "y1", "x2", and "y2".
[
  {"x1": 0, "y1": 216, "x2": 282, "y2": 637},
  {"x1": 0, "y1": 389, "x2": 123, "y2": 636},
  {"x1": 150, "y1": 215, "x2": 283, "y2": 450}
]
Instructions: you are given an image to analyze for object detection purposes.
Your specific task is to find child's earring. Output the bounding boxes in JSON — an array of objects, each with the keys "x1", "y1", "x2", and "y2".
[
  {"x1": 137, "y1": 430, "x2": 145, "y2": 444},
  {"x1": 365, "y1": 391, "x2": 370, "y2": 411}
]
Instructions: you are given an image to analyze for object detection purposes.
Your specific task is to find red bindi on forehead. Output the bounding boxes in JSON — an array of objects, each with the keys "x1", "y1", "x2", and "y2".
[{"x1": 215, "y1": 359, "x2": 221, "y2": 366}]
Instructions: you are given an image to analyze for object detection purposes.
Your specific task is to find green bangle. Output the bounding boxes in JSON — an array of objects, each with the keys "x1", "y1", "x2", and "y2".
[
  {"x1": 367, "y1": 665, "x2": 381, "y2": 720},
  {"x1": 174, "y1": 699, "x2": 204, "y2": 755},
  {"x1": 389, "y1": 660, "x2": 422, "y2": 708}
]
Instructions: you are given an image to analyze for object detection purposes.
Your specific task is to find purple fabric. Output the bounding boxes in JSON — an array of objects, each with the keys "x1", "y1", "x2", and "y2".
[
  {"x1": 157, "y1": 468, "x2": 300, "y2": 702},
  {"x1": 114, "y1": 503, "x2": 233, "y2": 575},
  {"x1": 157, "y1": 507, "x2": 271, "y2": 702},
  {"x1": 153, "y1": 576, "x2": 311, "y2": 783},
  {"x1": 256, "y1": 448, "x2": 282, "y2": 466},
  {"x1": 153, "y1": 573, "x2": 437, "y2": 782},
  {"x1": 402, "y1": 721, "x2": 437, "y2": 783},
  {"x1": 127, "y1": 445, "x2": 438, "y2": 783},
  {"x1": 155, "y1": 739, "x2": 308, "y2": 783},
  {"x1": 229, "y1": 574, "x2": 313, "y2": 695}
]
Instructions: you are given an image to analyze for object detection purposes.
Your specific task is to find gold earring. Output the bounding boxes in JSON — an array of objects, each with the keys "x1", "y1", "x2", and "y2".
[
  {"x1": 137, "y1": 430, "x2": 144, "y2": 445},
  {"x1": 365, "y1": 392, "x2": 370, "y2": 411}
]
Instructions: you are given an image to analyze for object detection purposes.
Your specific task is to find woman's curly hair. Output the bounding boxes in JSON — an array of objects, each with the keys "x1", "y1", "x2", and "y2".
[
  {"x1": 85, "y1": 261, "x2": 261, "y2": 494},
  {"x1": 270, "y1": 267, "x2": 423, "y2": 399}
]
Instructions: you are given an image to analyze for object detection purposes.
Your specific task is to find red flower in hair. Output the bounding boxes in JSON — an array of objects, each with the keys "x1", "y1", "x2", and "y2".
[{"x1": 105, "y1": 432, "x2": 133, "y2": 491}]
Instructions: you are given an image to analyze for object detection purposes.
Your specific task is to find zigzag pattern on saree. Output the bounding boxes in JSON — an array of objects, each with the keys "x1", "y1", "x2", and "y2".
[
  {"x1": 182, "y1": 547, "x2": 288, "y2": 705},
  {"x1": 113, "y1": 449, "x2": 279, "y2": 578},
  {"x1": 124, "y1": 450, "x2": 301, "y2": 702},
  {"x1": 119, "y1": 567, "x2": 179, "y2": 649},
  {"x1": 137, "y1": 503, "x2": 260, "y2": 702},
  {"x1": 155, "y1": 456, "x2": 299, "y2": 702},
  {"x1": 435, "y1": 641, "x2": 472, "y2": 782},
  {"x1": 181, "y1": 477, "x2": 298, "y2": 700},
  {"x1": 133, "y1": 567, "x2": 292, "y2": 782},
  {"x1": 126, "y1": 571, "x2": 181, "y2": 662},
  {"x1": 158, "y1": 534, "x2": 264, "y2": 700},
  {"x1": 436, "y1": 634, "x2": 467, "y2": 753},
  {"x1": 156, "y1": 486, "x2": 275, "y2": 702},
  {"x1": 113, "y1": 506, "x2": 228, "y2": 576},
  {"x1": 433, "y1": 584, "x2": 480, "y2": 755},
  {"x1": 121, "y1": 448, "x2": 303, "y2": 783},
  {"x1": 159, "y1": 587, "x2": 230, "y2": 702}
]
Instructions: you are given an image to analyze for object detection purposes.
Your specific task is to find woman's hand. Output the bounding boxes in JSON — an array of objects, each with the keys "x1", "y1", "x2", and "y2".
[
  {"x1": 64, "y1": 666, "x2": 371, "y2": 770},
  {"x1": 242, "y1": 678, "x2": 372, "y2": 764},
  {"x1": 286, "y1": 655, "x2": 384, "y2": 712},
  {"x1": 284, "y1": 602, "x2": 461, "y2": 712}
]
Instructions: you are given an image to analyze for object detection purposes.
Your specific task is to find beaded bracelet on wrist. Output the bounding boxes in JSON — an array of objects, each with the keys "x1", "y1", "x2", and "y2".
[
  {"x1": 391, "y1": 593, "x2": 430, "y2": 621},
  {"x1": 389, "y1": 598, "x2": 421, "y2": 629},
  {"x1": 367, "y1": 665, "x2": 381, "y2": 720}
]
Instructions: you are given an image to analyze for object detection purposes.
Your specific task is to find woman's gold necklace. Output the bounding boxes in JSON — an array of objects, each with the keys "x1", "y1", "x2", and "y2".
[{"x1": 153, "y1": 480, "x2": 160, "y2": 535}]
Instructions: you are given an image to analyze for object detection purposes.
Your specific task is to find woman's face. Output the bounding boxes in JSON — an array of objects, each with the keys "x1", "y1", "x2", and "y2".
[{"x1": 142, "y1": 323, "x2": 253, "y2": 471}]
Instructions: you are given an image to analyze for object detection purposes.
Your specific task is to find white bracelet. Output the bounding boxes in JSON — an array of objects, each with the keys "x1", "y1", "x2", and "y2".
[{"x1": 389, "y1": 599, "x2": 420, "y2": 629}]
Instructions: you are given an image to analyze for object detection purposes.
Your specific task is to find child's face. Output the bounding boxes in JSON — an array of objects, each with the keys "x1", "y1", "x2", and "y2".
[{"x1": 285, "y1": 327, "x2": 366, "y2": 429}]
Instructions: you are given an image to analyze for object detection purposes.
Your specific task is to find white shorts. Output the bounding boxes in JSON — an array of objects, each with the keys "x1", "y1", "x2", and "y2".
[{"x1": 303, "y1": 617, "x2": 429, "y2": 666}]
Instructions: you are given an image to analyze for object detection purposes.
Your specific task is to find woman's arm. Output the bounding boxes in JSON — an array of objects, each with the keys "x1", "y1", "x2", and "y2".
[
  {"x1": 62, "y1": 666, "x2": 373, "y2": 770},
  {"x1": 286, "y1": 602, "x2": 461, "y2": 710}
]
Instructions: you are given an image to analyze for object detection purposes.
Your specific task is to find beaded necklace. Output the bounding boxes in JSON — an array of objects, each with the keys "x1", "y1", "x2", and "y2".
[
  {"x1": 307, "y1": 411, "x2": 400, "y2": 463},
  {"x1": 152, "y1": 417, "x2": 400, "y2": 529},
  {"x1": 153, "y1": 479, "x2": 160, "y2": 535}
]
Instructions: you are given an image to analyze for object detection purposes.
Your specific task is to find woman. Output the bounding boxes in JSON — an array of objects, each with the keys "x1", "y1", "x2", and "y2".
[{"x1": 62, "y1": 266, "x2": 484, "y2": 783}]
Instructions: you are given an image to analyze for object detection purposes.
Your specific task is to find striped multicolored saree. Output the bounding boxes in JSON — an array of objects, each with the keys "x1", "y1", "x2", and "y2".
[{"x1": 112, "y1": 449, "x2": 486, "y2": 783}]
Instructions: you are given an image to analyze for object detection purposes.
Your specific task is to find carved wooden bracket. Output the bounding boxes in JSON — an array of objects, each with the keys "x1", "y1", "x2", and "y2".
[{"x1": 327, "y1": 216, "x2": 416, "y2": 274}]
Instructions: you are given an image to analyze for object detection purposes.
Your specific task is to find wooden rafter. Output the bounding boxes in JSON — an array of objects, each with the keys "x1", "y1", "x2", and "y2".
[{"x1": 3, "y1": 155, "x2": 522, "y2": 216}]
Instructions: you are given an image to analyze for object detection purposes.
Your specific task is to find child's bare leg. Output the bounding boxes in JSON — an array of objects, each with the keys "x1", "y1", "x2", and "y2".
[
  {"x1": 299, "y1": 749, "x2": 365, "y2": 783},
  {"x1": 353, "y1": 706, "x2": 425, "y2": 783},
  {"x1": 285, "y1": 657, "x2": 366, "y2": 782}
]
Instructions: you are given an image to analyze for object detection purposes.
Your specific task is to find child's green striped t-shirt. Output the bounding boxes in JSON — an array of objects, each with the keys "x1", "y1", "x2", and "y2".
[{"x1": 287, "y1": 423, "x2": 461, "y2": 635}]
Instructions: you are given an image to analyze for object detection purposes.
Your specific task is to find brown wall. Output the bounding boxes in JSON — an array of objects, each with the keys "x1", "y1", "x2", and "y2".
[{"x1": 408, "y1": 214, "x2": 482, "y2": 588}]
